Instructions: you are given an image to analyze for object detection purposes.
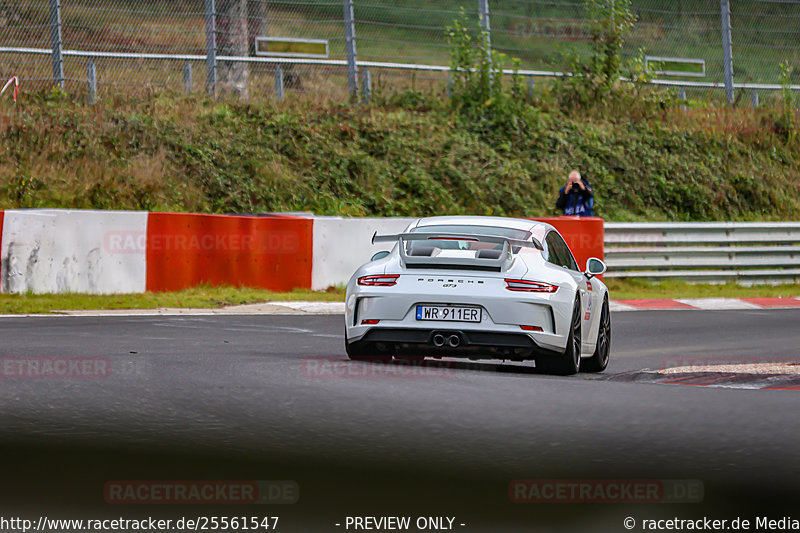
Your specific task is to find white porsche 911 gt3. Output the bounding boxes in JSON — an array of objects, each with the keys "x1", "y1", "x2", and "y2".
[{"x1": 344, "y1": 216, "x2": 611, "y2": 375}]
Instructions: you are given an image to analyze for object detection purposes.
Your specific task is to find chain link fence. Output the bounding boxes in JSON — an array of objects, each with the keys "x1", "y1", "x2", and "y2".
[
  {"x1": 730, "y1": 0, "x2": 800, "y2": 104},
  {"x1": 0, "y1": 0, "x2": 797, "y2": 103}
]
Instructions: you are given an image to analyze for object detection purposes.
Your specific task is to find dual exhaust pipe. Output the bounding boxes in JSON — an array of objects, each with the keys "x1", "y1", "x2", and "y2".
[{"x1": 432, "y1": 333, "x2": 461, "y2": 348}]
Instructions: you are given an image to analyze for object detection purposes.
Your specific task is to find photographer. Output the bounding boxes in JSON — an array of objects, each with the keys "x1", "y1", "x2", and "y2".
[{"x1": 556, "y1": 170, "x2": 594, "y2": 217}]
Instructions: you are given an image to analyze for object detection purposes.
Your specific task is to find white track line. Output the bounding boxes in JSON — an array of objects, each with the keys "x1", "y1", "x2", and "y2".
[
  {"x1": 609, "y1": 301, "x2": 638, "y2": 312},
  {"x1": 1, "y1": 298, "x2": 798, "y2": 318},
  {"x1": 273, "y1": 301, "x2": 346, "y2": 314}
]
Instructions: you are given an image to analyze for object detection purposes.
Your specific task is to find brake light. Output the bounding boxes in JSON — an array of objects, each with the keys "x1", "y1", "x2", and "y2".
[
  {"x1": 520, "y1": 325, "x2": 544, "y2": 332},
  {"x1": 505, "y1": 279, "x2": 558, "y2": 293},
  {"x1": 358, "y1": 275, "x2": 399, "y2": 286},
  {"x1": 361, "y1": 319, "x2": 380, "y2": 325}
]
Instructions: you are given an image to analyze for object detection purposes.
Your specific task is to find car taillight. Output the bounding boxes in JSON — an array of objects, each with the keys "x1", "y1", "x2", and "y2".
[
  {"x1": 361, "y1": 319, "x2": 380, "y2": 325},
  {"x1": 520, "y1": 325, "x2": 544, "y2": 332},
  {"x1": 358, "y1": 274, "x2": 399, "y2": 286},
  {"x1": 505, "y1": 279, "x2": 558, "y2": 293}
]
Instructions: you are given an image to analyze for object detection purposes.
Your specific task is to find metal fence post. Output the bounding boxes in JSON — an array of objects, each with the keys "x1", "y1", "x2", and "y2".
[
  {"x1": 204, "y1": 0, "x2": 217, "y2": 98},
  {"x1": 478, "y1": 0, "x2": 491, "y2": 66},
  {"x1": 751, "y1": 90, "x2": 759, "y2": 108},
  {"x1": 87, "y1": 60, "x2": 97, "y2": 104},
  {"x1": 343, "y1": 0, "x2": 359, "y2": 100},
  {"x1": 527, "y1": 76, "x2": 535, "y2": 98},
  {"x1": 275, "y1": 65, "x2": 284, "y2": 100},
  {"x1": 48, "y1": 0, "x2": 64, "y2": 88},
  {"x1": 446, "y1": 75, "x2": 452, "y2": 98},
  {"x1": 183, "y1": 61, "x2": 192, "y2": 94},
  {"x1": 679, "y1": 87, "x2": 687, "y2": 112},
  {"x1": 720, "y1": 0, "x2": 734, "y2": 104}
]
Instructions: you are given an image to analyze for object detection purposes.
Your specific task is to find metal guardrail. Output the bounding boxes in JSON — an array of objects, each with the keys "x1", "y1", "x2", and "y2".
[{"x1": 604, "y1": 222, "x2": 800, "y2": 283}]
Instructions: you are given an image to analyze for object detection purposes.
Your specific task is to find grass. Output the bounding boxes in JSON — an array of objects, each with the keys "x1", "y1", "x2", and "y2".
[
  {"x1": 0, "y1": 281, "x2": 797, "y2": 315},
  {"x1": 605, "y1": 278, "x2": 800, "y2": 301},
  {"x1": 0, "y1": 285, "x2": 345, "y2": 315}
]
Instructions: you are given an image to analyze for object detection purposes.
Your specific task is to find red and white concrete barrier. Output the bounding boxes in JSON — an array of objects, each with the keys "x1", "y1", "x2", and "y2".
[
  {"x1": 309, "y1": 216, "x2": 605, "y2": 290},
  {"x1": 0, "y1": 210, "x2": 603, "y2": 294},
  {"x1": 310, "y1": 216, "x2": 416, "y2": 290},
  {"x1": 1, "y1": 209, "x2": 148, "y2": 294},
  {"x1": 0, "y1": 209, "x2": 4, "y2": 292},
  {"x1": 531, "y1": 216, "x2": 604, "y2": 275},
  {"x1": 145, "y1": 212, "x2": 312, "y2": 292}
]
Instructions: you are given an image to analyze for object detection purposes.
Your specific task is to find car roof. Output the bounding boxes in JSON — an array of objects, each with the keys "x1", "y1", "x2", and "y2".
[{"x1": 413, "y1": 215, "x2": 548, "y2": 233}]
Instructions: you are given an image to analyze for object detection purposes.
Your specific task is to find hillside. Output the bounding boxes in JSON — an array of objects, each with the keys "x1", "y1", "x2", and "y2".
[{"x1": 1, "y1": 88, "x2": 799, "y2": 221}]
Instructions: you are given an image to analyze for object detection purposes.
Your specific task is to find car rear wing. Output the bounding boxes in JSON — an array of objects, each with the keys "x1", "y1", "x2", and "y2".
[{"x1": 371, "y1": 232, "x2": 542, "y2": 271}]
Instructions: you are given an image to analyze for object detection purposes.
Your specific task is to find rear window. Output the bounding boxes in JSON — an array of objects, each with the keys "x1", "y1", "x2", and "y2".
[{"x1": 408, "y1": 225, "x2": 533, "y2": 252}]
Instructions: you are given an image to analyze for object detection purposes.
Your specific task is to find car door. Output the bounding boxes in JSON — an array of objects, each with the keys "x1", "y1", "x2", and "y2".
[{"x1": 544, "y1": 231, "x2": 593, "y2": 353}]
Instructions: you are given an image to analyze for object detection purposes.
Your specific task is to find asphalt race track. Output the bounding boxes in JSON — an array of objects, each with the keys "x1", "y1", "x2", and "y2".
[{"x1": 0, "y1": 309, "x2": 798, "y2": 532}]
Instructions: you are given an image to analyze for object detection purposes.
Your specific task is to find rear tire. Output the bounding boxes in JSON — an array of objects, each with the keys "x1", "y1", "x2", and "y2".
[
  {"x1": 539, "y1": 296, "x2": 581, "y2": 376},
  {"x1": 583, "y1": 296, "x2": 611, "y2": 373}
]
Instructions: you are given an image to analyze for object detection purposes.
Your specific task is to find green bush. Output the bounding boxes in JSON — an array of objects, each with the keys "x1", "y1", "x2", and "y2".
[
  {"x1": 445, "y1": 11, "x2": 529, "y2": 139},
  {"x1": 586, "y1": 0, "x2": 637, "y2": 89},
  {"x1": 776, "y1": 60, "x2": 795, "y2": 142},
  {"x1": 550, "y1": 0, "x2": 672, "y2": 119}
]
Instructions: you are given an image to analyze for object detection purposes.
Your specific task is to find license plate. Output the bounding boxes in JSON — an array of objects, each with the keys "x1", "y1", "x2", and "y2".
[{"x1": 416, "y1": 305, "x2": 481, "y2": 323}]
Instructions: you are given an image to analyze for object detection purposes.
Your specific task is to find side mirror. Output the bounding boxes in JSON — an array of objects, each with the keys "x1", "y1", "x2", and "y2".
[
  {"x1": 584, "y1": 257, "x2": 607, "y2": 278},
  {"x1": 371, "y1": 250, "x2": 390, "y2": 261}
]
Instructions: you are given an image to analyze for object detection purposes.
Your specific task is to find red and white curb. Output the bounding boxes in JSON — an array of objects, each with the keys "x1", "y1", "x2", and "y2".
[
  {"x1": 610, "y1": 362, "x2": 800, "y2": 391},
  {"x1": 610, "y1": 297, "x2": 800, "y2": 312}
]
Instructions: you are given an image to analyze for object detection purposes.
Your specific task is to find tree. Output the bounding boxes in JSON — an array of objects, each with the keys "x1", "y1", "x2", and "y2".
[
  {"x1": 248, "y1": 0, "x2": 268, "y2": 55},
  {"x1": 586, "y1": 0, "x2": 636, "y2": 89},
  {"x1": 217, "y1": 0, "x2": 249, "y2": 98}
]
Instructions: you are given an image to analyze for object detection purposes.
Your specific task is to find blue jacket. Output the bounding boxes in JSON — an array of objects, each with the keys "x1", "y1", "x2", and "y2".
[{"x1": 556, "y1": 180, "x2": 594, "y2": 217}]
